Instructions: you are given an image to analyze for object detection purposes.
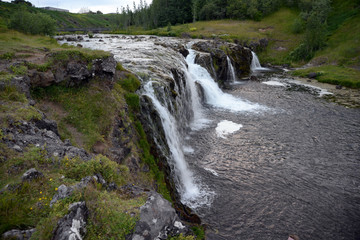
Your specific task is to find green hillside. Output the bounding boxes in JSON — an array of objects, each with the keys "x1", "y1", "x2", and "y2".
[{"x1": 0, "y1": 1, "x2": 117, "y2": 31}]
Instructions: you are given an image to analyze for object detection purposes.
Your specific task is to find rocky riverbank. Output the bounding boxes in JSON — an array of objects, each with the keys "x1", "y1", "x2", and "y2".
[{"x1": 0, "y1": 37, "x2": 202, "y2": 239}]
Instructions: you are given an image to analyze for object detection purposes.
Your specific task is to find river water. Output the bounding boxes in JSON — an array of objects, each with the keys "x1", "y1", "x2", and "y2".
[{"x1": 59, "y1": 35, "x2": 360, "y2": 240}]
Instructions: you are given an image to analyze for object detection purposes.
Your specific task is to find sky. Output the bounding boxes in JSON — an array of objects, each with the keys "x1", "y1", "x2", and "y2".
[{"x1": 3, "y1": 0, "x2": 152, "y2": 13}]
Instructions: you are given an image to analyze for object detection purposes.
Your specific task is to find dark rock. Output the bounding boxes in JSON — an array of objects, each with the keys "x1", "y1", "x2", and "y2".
[
  {"x1": 94, "y1": 173, "x2": 106, "y2": 185},
  {"x1": 77, "y1": 36, "x2": 84, "y2": 41},
  {"x1": 66, "y1": 61, "x2": 92, "y2": 86},
  {"x1": 66, "y1": 36, "x2": 77, "y2": 42},
  {"x1": 259, "y1": 38, "x2": 269, "y2": 49},
  {"x1": 195, "y1": 53, "x2": 216, "y2": 80},
  {"x1": 142, "y1": 164, "x2": 150, "y2": 172},
  {"x1": 2, "y1": 228, "x2": 36, "y2": 240},
  {"x1": 50, "y1": 184, "x2": 74, "y2": 207},
  {"x1": 308, "y1": 72, "x2": 317, "y2": 79},
  {"x1": 181, "y1": 33, "x2": 191, "y2": 39},
  {"x1": 132, "y1": 191, "x2": 189, "y2": 240},
  {"x1": 178, "y1": 45, "x2": 189, "y2": 58},
  {"x1": 77, "y1": 44, "x2": 83, "y2": 48},
  {"x1": 92, "y1": 56, "x2": 117, "y2": 77},
  {"x1": 35, "y1": 118, "x2": 59, "y2": 136},
  {"x1": 22, "y1": 168, "x2": 44, "y2": 181},
  {"x1": 192, "y1": 41, "x2": 252, "y2": 87},
  {"x1": 28, "y1": 69, "x2": 55, "y2": 87},
  {"x1": 52, "y1": 201, "x2": 88, "y2": 240},
  {"x1": 106, "y1": 182, "x2": 117, "y2": 191},
  {"x1": 250, "y1": 75, "x2": 258, "y2": 81},
  {"x1": 0, "y1": 76, "x2": 32, "y2": 98},
  {"x1": 336, "y1": 85, "x2": 343, "y2": 89}
]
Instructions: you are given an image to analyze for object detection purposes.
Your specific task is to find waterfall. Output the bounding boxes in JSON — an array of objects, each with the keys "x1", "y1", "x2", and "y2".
[
  {"x1": 250, "y1": 51, "x2": 269, "y2": 72},
  {"x1": 186, "y1": 49, "x2": 265, "y2": 113},
  {"x1": 226, "y1": 56, "x2": 237, "y2": 82},
  {"x1": 143, "y1": 81, "x2": 213, "y2": 208}
]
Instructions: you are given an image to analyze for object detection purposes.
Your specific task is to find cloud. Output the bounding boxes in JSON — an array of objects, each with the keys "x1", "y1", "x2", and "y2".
[{"x1": 2, "y1": 0, "x2": 152, "y2": 13}]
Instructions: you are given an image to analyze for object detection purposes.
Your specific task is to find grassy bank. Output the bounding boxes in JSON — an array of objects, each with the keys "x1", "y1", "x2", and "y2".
[
  {"x1": 290, "y1": 0, "x2": 360, "y2": 88},
  {"x1": 0, "y1": 28, "x2": 195, "y2": 238},
  {"x1": 115, "y1": 8, "x2": 303, "y2": 66}
]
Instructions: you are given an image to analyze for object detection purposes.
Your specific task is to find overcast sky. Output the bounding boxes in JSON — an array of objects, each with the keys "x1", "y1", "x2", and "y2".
[{"x1": 3, "y1": 0, "x2": 152, "y2": 13}]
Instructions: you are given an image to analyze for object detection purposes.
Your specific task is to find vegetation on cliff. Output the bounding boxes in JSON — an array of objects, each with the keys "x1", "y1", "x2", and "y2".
[{"x1": 0, "y1": 30, "x2": 201, "y2": 239}]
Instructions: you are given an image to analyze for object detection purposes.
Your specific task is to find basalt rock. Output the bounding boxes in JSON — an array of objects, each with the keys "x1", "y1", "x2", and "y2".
[
  {"x1": 52, "y1": 201, "x2": 88, "y2": 240},
  {"x1": 132, "y1": 191, "x2": 190, "y2": 240},
  {"x1": 2, "y1": 121, "x2": 91, "y2": 161},
  {"x1": 2, "y1": 228, "x2": 36, "y2": 240},
  {"x1": 22, "y1": 168, "x2": 44, "y2": 182},
  {"x1": 192, "y1": 41, "x2": 252, "y2": 87}
]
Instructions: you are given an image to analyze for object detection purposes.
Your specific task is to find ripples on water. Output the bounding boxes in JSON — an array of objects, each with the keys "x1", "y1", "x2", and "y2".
[
  {"x1": 58, "y1": 35, "x2": 360, "y2": 239},
  {"x1": 186, "y1": 79, "x2": 360, "y2": 240}
]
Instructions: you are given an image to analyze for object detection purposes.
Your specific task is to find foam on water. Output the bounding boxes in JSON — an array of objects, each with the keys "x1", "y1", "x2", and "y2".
[
  {"x1": 262, "y1": 81, "x2": 287, "y2": 87},
  {"x1": 215, "y1": 120, "x2": 243, "y2": 138}
]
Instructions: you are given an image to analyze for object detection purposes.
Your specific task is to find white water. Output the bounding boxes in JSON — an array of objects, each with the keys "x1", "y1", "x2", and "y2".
[
  {"x1": 263, "y1": 80, "x2": 287, "y2": 87},
  {"x1": 227, "y1": 56, "x2": 237, "y2": 82},
  {"x1": 251, "y1": 51, "x2": 270, "y2": 72},
  {"x1": 143, "y1": 81, "x2": 213, "y2": 208},
  {"x1": 215, "y1": 120, "x2": 243, "y2": 138},
  {"x1": 186, "y1": 49, "x2": 266, "y2": 113}
]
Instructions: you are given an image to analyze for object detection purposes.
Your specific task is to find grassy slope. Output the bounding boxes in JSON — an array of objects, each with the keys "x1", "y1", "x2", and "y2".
[
  {"x1": 291, "y1": 0, "x2": 360, "y2": 88},
  {"x1": 0, "y1": 2, "x2": 117, "y2": 31},
  {"x1": 131, "y1": 8, "x2": 303, "y2": 65},
  {"x1": 0, "y1": 29, "x2": 182, "y2": 239}
]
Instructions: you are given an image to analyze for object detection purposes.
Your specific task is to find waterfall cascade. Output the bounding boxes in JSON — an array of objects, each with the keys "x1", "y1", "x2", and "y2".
[
  {"x1": 250, "y1": 51, "x2": 269, "y2": 72},
  {"x1": 186, "y1": 49, "x2": 265, "y2": 113},
  {"x1": 226, "y1": 56, "x2": 237, "y2": 82}
]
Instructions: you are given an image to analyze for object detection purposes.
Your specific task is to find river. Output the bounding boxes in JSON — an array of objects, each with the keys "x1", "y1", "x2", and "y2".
[{"x1": 59, "y1": 35, "x2": 360, "y2": 240}]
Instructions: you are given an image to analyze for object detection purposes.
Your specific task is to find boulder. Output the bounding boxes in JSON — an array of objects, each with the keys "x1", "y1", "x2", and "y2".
[
  {"x1": 308, "y1": 72, "x2": 317, "y2": 79},
  {"x1": 66, "y1": 61, "x2": 92, "y2": 86},
  {"x1": 2, "y1": 228, "x2": 36, "y2": 240},
  {"x1": 52, "y1": 202, "x2": 88, "y2": 240},
  {"x1": 35, "y1": 118, "x2": 59, "y2": 136},
  {"x1": 50, "y1": 184, "x2": 74, "y2": 207},
  {"x1": 132, "y1": 191, "x2": 189, "y2": 240},
  {"x1": 28, "y1": 70, "x2": 55, "y2": 87},
  {"x1": 22, "y1": 168, "x2": 44, "y2": 182}
]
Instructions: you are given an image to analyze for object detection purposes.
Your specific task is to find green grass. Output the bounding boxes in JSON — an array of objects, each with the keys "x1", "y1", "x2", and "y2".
[
  {"x1": 291, "y1": 65, "x2": 360, "y2": 88},
  {"x1": 125, "y1": 8, "x2": 303, "y2": 65},
  {"x1": 311, "y1": 14, "x2": 360, "y2": 67},
  {"x1": 31, "y1": 82, "x2": 120, "y2": 151},
  {"x1": 0, "y1": 142, "x2": 133, "y2": 237},
  {"x1": 85, "y1": 186, "x2": 146, "y2": 239}
]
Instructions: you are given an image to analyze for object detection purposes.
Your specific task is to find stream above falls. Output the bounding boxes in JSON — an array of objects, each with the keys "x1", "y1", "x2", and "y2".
[{"x1": 58, "y1": 35, "x2": 360, "y2": 240}]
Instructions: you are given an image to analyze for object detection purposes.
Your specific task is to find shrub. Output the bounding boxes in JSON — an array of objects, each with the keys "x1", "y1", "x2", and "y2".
[
  {"x1": 9, "y1": 8, "x2": 56, "y2": 35},
  {"x1": 291, "y1": 18, "x2": 304, "y2": 34},
  {"x1": 119, "y1": 74, "x2": 141, "y2": 92}
]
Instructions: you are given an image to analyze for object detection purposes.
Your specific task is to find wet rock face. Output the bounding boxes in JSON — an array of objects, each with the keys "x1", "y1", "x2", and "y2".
[
  {"x1": 52, "y1": 202, "x2": 88, "y2": 240},
  {"x1": 192, "y1": 41, "x2": 252, "y2": 86},
  {"x1": 132, "y1": 192, "x2": 189, "y2": 240}
]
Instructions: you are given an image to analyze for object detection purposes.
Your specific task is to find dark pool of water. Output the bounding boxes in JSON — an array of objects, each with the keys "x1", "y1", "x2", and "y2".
[{"x1": 185, "y1": 76, "x2": 360, "y2": 240}]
